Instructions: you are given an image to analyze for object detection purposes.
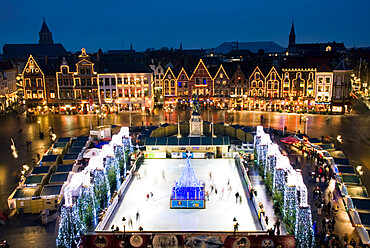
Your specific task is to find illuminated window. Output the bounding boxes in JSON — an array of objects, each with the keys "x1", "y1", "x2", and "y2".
[
  {"x1": 325, "y1": 77, "x2": 330, "y2": 84},
  {"x1": 38, "y1": 90, "x2": 43, "y2": 99},
  {"x1": 124, "y1": 78, "x2": 128, "y2": 84},
  {"x1": 144, "y1": 78, "x2": 148, "y2": 84},
  {"x1": 220, "y1": 73, "x2": 223, "y2": 79},
  {"x1": 258, "y1": 81, "x2": 263, "y2": 88},
  {"x1": 26, "y1": 90, "x2": 32, "y2": 98},
  {"x1": 324, "y1": 86, "x2": 329, "y2": 92},
  {"x1": 274, "y1": 82, "x2": 279, "y2": 89},
  {"x1": 106, "y1": 90, "x2": 111, "y2": 98},
  {"x1": 118, "y1": 78, "x2": 122, "y2": 85},
  {"x1": 318, "y1": 77, "x2": 323, "y2": 84},
  {"x1": 318, "y1": 86, "x2": 323, "y2": 92},
  {"x1": 223, "y1": 81, "x2": 226, "y2": 85},
  {"x1": 32, "y1": 90, "x2": 37, "y2": 98}
]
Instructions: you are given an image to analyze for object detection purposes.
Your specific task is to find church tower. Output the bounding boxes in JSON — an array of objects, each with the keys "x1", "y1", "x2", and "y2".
[
  {"x1": 39, "y1": 18, "x2": 53, "y2": 44},
  {"x1": 288, "y1": 21, "x2": 295, "y2": 48}
]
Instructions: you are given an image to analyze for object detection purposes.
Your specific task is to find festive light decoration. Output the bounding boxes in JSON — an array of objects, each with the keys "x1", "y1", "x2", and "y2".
[
  {"x1": 296, "y1": 206, "x2": 314, "y2": 247},
  {"x1": 77, "y1": 185, "x2": 97, "y2": 227},
  {"x1": 56, "y1": 205, "x2": 85, "y2": 248},
  {"x1": 171, "y1": 157, "x2": 204, "y2": 200},
  {"x1": 254, "y1": 125, "x2": 313, "y2": 245}
]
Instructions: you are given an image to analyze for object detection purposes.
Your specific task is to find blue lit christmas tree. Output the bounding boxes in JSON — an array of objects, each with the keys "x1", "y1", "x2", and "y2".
[{"x1": 171, "y1": 157, "x2": 204, "y2": 200}]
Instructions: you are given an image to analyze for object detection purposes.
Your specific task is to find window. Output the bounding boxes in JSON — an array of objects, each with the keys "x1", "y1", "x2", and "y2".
[
  {"x1": 258, "y1": 81, "x2": 263, "y2": 88},
  {"x1": 99, "y1": 79, "x2": 103, "y2": 86},
  {"x1": 157, "y1": 68, "x2": 161, "y2": 73},
  {"x1": 156, "y1": 75, "x2": 159, "y2": 79},
  {"x1": 182, "y1": 75, "x2": 185, "y2": 80},
  {"x1": 144, "y1": 89, "x2": 148, "y2": 97},
  {"x1": 86, "y1": 68, "x2": 91, "y2": 74},
  {"x1": 87, "y1": 79, "x2": 91, "y2": 86},
  {"x1": 112, "y1": 90, "x2": 116, "y2": 98},
  {"x1": 80, "y1": 68, "x2": 85, "y2": 74},
  {"x1": 70, "y1": 79, "x2": 74, "y2": 86},
  {"x1": 272, "y1": 73, "x2": 276, "y2": 80},
  {"x1": 318, "y1": 77, "x2": 323, "y2": 83},
  {"x1": 26, "y1": 90, "x2": 32, "y2": 98},
  {"x1": 93, "y1": 78, "x2": 97, "y2": 86},
  {"x1": 124, "y1": 78, "x2": 128, "y2": 84},
  {"x1": 64, "y1": 79, "x2": 68, "y2": 86},
  {"x1": 220, "y1": 73, "x2": 223, "y2": 79},
  {"x1": 325, "y1": 77, "x2": 330, "y2": 84},
  {"x1": 38, "y1": 90, "x2": 43, "y2": 99},
  {"x1": 195, "y1": 78, "x2": 200, "y2": 84},
  {"x1": 318, "y1": 86, "x2": 323, "y2": 92},
  {"x1": 255, "y1": 72, "x2": 260, "y2": 80},
  {"x1": 105, "y1": 78, "x2": 110, "y2": 86},
  {"x1": 184, "y1": 82, "x2": 188, "y2": 88},
  {"x1": 106, "y1": 90, "x2": 111, "y2": 98},
  {"x1": 32, "y1": 90, "x2": 37, "y2": 99},
  {"x1": 49, "y1": 78, "x2": 54, "y2": 86},
  {"x1": 252, "y1": 81, "x2": 256, "y2": 88},
  {"x1": 324, "y1": 86, "x2": 329, "y2": 92},
  {"x1": 171, "y1": 81, "x2": 174, "y2": 87},
  {"x1": 118, "y1": 78, "x2": 122, "y2": 85},
  {"x1": 81, "y1": 79, "x2": 86, "y2": 86},
  {"x1": 144, "y1": 78, "x2": 148, "y2": 84},
  {"x1": 274, "y1": 82, "x2": 279, "y2": 89},
  {"x1": 268, "y1": 81, "x2": 272, "y2": 89},
  {"x1": 223, "y1": 81, "x2": 226, "y2": 85},
  {"x1": 37, "y1": 79, "x2": 42, "y2": 87},
  {"x1": 75, "y1": 79, "x2": 80, "y2": 86},
  {"x1": 178, "y1": 81, "x2": 182, "y2": 87},
  {"x1": 62, "y1": 67, "x2": 67, "y2": 74},
  {"x1": 203, "y1": 78, "x2": 207, "y2": 84},
  {"x1": 111, "y1": 78, "x2": 116, "y2": 85}
]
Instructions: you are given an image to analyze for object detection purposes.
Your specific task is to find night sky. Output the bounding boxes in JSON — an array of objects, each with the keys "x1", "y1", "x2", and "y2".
[{"x1": 1, "y1": 0, "x2": 369, "y2": 52}]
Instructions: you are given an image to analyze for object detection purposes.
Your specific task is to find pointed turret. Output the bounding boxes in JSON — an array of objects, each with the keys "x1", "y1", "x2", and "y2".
[
  {"x1": 39, "y1": 18, "x2": 53, "y2": 44},
  {"x1": 288, "y1": 21, "x2": 295, "y2": 48}
]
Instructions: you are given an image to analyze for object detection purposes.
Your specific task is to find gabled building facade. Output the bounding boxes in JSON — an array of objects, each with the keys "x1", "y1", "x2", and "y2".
[
  {"x1": 212, "y1": 65, "x2": 229, "y2": 109},
  {"x1": 189, "y1": 59, "x2": 214, "y2": 109},
  {"x1": 230, "y1": 65, "x2": 248, "y2": 110},
  {"x1": 163, "y1": 67, "x2": 177, "y2": 106},
  {"x1": 176, "y1": 68, "x2": 190, "y2": 109},
  {"x1": 332, "y1": 61, "x2": 353, "y2": 113},
  {"x1": 249, "y1": 67, "x2": 265, "y2": 110}
]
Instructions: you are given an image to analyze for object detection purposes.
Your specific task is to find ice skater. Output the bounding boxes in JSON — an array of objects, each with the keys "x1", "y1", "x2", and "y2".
[
  {"x1": 235, "y1": 192, "x2": 240, "y2": 203},
  {"x1": 136, "y1": 211, "x2": 140, "y2": 223},
  {"x1": 128, "y1": 217, "x2": 133, "y2": 228}
]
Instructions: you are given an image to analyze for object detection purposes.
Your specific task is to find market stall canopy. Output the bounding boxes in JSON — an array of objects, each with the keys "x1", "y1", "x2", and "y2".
[
  {"x1": 281, "y1": 136, "x2": 299, "y2": 144},
  {"x1": 94, "y1": 141, "x2": 109, "y2": 149}
]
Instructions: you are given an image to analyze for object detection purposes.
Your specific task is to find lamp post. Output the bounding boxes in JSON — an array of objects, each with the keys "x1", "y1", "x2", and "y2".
[{"x1": 37, "y1": 120, "x2": 43, "y2": 139}]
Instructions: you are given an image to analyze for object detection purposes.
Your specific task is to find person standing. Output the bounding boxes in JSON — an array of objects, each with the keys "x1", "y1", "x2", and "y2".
[
  {"x1": 235, "y1": 192, "x2": 240, "y2": 203},
  {"x1": 274, "y1": 218, "x2": 281, "y2": 235}
]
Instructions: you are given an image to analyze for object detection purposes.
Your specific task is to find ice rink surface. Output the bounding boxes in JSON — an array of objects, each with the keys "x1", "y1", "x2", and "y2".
[{"x1": 104, "y1": 158, "x2": 261, "y2": 232}]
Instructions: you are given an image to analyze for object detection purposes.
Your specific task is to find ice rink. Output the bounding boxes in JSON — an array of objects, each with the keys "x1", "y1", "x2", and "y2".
[{"x1": 103, "y1": 158, "x2": 261, "y2": 232}]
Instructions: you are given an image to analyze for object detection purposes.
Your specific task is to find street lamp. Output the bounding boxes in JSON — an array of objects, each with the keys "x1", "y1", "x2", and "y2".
[{"x1": 37, "y1": 120, "x2": 44, "y2": 139}]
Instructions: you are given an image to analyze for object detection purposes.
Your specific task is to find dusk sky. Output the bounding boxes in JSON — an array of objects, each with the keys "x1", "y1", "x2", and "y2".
[{"x1": 1, "y1": 0, "x2": 369, "y2": 53}]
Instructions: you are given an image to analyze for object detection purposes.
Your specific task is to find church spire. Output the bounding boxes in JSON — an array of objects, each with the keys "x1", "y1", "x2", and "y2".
[
  {"x1": 39, "y1": 18, "x2": 53, "y2": 44},
  {"x1": 289, "y1": 21, "x2": 295, "y2": 47}
]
